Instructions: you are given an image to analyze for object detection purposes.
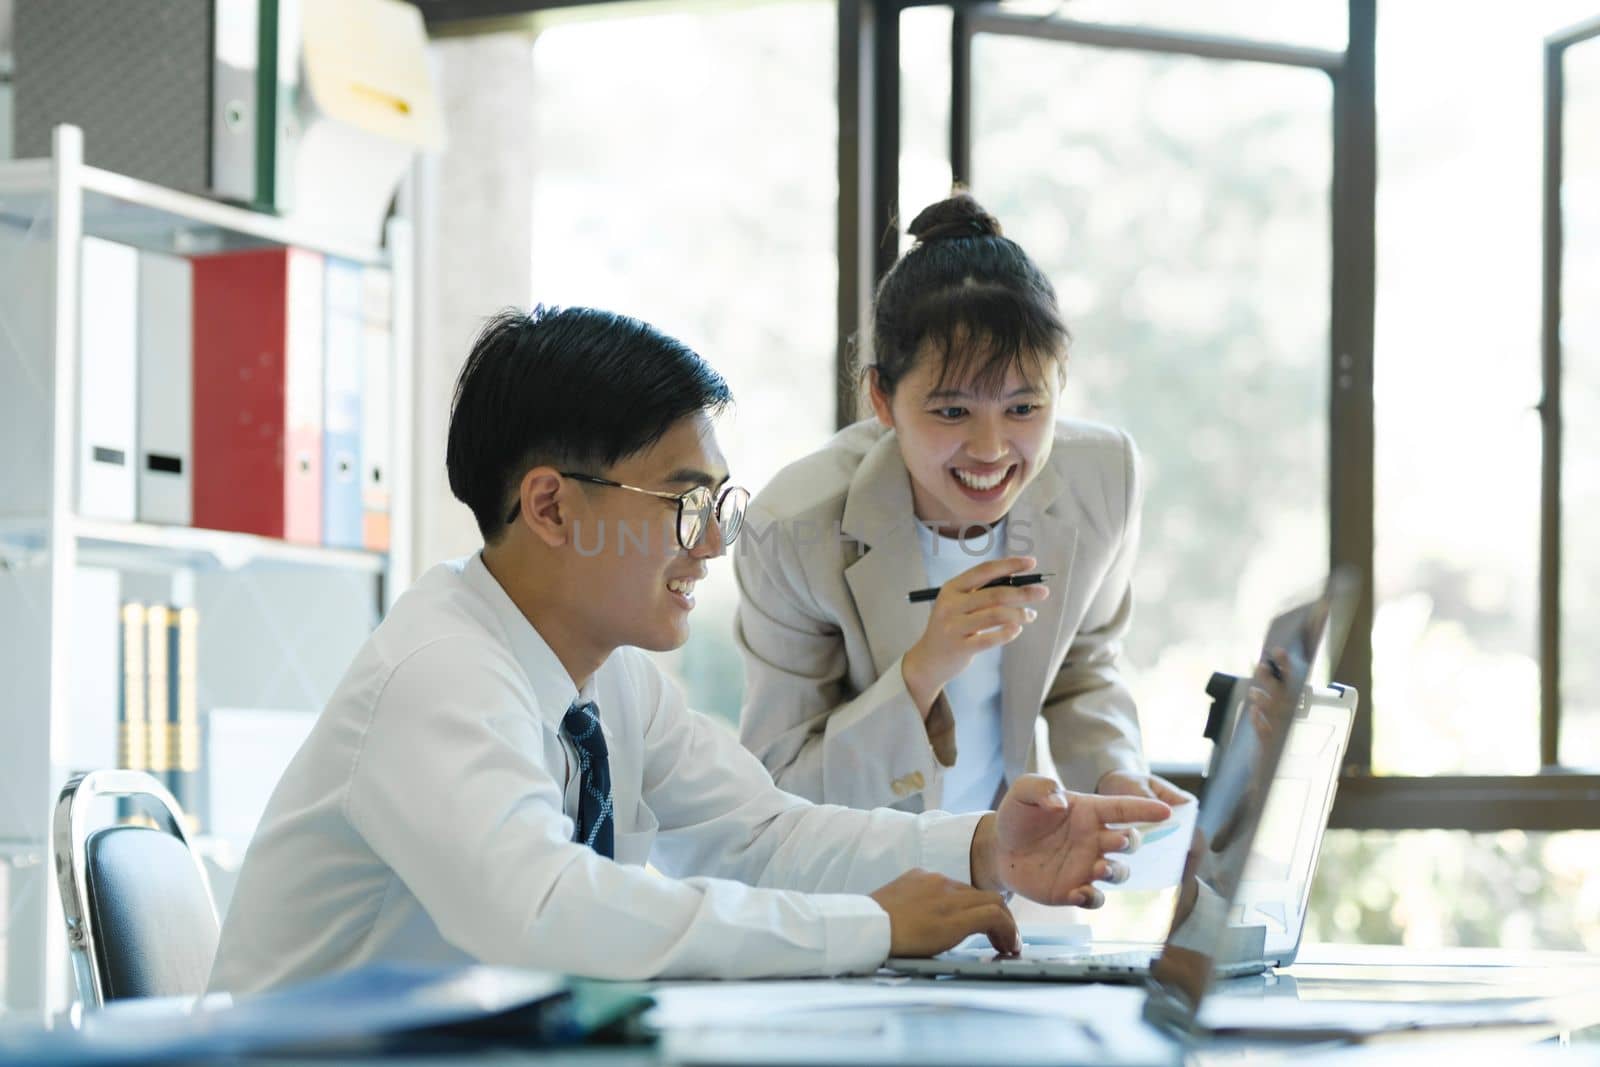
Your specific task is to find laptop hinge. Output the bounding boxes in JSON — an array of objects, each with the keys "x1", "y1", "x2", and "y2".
[{"x1": 1215, "y1": 922, "x2": 1268, "y2": 966}]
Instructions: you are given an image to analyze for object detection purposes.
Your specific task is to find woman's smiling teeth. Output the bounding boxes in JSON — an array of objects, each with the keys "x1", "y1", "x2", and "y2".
[
  {"x1": 667, "y1": 578, "x2": 697, "y2": 599},
  {"x1": 953, "y1": 465, "x2": 1016, "y2": 492}
]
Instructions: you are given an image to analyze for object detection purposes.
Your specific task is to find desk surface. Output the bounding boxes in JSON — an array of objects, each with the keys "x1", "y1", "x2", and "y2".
[
  {"x1": 1198, "y1": 943, "x2": 1600, "y2": 1062},
  {"x1": 7, "y1": 945, "x2": 1599, "y2": 1066},
  {"x1": 1261, "y1": 942, "x2": 1600, "y2": 1004},
  {"x1": 649, "y1": 944, "x2": 1600, "y2": 1067},
  {"x1": 305, "y1": 947, "x2": 1600, "y2": 1062}
]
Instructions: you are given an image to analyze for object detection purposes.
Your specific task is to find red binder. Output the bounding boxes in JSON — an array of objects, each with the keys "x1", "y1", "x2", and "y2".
[{"x1": 192, "y1": 248, "x2": 325, "y2": 542}]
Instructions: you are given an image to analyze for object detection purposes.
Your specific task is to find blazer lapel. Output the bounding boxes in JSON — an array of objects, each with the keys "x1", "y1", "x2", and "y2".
[
  {"x1": 1000, "y1": 460, "x2": 1080, "y2": 779},
  {"x1": 839, "y1": 427, "x2": 1088, "y2": 803},
  {"x1": 841, "y1": 431, "x2": 930, "y2": 680}
]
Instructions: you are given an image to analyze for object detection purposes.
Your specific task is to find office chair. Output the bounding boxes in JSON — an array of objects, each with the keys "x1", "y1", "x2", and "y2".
[{"x1": 52, "y1": 769, "x2": 220, "y2": 1007}]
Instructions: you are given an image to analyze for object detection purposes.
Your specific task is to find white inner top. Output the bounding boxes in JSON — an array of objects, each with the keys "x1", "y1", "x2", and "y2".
[{"x1": 915, "y1": 519, "x2": 1009, "y2": 813}]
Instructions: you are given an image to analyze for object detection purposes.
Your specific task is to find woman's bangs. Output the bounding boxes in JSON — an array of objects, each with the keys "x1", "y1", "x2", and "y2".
[{"x1": 920, "y1": 289, "x2": 1064, "y2": 398}]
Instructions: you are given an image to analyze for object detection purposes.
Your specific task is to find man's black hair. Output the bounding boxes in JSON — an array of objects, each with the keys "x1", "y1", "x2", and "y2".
[{"x1": 446, "y1": 305, "x2": 733, "y2": 541}]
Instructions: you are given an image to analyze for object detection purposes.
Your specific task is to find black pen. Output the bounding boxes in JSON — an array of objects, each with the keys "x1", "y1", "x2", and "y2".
[{"x1": 907, "y1": 573, "x2": 1054, "y2": 604}]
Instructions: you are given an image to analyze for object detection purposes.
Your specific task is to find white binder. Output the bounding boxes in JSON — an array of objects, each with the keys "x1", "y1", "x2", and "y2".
[
  {"x1": 283, "y1": 248, "x2": 326, "y2": 544},
  {"x1": 137, "y1": 250, "x2": 194, "y2": 526},
  {"x1": 67, "y1": 566, "x2": 121, "y2": 775},
  {"x1": 78, "y1": 237, "x2": 139, "y2": 521},
  {"x1": 360, "y1": 266, "x2": 392, "y2": 549}
]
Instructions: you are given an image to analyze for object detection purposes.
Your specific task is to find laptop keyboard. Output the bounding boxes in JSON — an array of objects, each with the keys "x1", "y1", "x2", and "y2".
[
  {"x1": 1077, "y1": 949, "x2": 1158, "y2": 969},
  {"x1": 938, "y1": 944, "x2": 1158, "y2": 968}
]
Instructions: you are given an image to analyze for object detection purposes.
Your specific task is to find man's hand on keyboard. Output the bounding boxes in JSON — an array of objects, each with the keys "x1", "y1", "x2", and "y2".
[{"x1": 870, "y1": 869, "x2": 1021, "y2": 957}]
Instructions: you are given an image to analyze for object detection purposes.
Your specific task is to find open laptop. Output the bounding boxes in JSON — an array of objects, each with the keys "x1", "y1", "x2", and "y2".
[{"x1": 886, "y1": 568, "x2": 1359, "y2": 987}]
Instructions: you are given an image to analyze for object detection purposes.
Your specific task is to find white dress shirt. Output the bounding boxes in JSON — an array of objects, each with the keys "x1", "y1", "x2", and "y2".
[
  {"x1": 914, "y1": 521, "x2": 1008, "y2": 813},
  {"x1": 208, "y1": 554, "x2": 983, "y2": 994}
]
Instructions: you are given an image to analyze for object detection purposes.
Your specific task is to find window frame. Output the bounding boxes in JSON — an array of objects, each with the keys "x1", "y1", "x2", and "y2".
[{"x1": 1542, "y1": 14, "x2": 1600, "y2": 770}]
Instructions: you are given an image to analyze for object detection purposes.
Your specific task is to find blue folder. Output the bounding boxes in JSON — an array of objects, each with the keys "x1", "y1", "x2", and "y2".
[{"x1": 0, "y1": 963, "x2": 650, "y2": 1063}]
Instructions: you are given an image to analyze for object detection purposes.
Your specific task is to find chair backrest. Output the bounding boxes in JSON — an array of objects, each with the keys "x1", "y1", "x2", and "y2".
[{"x1": 53, "y1": 769, "x2": 220, "y2": 1007}]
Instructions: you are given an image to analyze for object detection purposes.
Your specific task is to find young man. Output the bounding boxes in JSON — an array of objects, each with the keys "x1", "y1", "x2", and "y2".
[{"x1": 208, "y1": 307, "x2": 1169, "y2": 994}]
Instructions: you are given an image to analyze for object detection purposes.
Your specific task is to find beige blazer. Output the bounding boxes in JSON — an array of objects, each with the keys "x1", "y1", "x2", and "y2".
[{"x1": 734, "y1": 418, "x2": 1147, "y2": 813}]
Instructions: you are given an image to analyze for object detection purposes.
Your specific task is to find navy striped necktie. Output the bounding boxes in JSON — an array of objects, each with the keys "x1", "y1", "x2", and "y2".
[{"x1": 562, "y1": 701, "x2": 614, "y2": 859}]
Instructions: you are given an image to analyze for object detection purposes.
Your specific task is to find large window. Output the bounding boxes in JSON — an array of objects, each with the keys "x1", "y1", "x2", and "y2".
[
  {"x1": 886, "y1": 0, "x2": 1600, "y2": 950},
  {"x1": 1312, "y1": 830, "x2": 1600, "y2": 949},
  {"x1": 898, "y1": 7, "x2": 955, "y2": 243},
  {"x1": 1369, "y1": 4, "x2": 1587, "y2": 776},
  {"x1": 1314, "y1": 1, "x2": 1600, "y2": 950},
  {"x1": 967, "y1": 32, "x2": 1332, "y2": 767},
  {"x1": 528, "y1": 0, "x2": 838, "y2": 723}
]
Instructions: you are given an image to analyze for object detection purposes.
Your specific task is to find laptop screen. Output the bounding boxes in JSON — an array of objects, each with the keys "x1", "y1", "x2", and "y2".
[
  {"x1": 1143, "y1": 569, "x2": 1356, "y2": 1031},
  {"x1": 1233, "y1": 684, "x2": 1356, "y2": 964}
]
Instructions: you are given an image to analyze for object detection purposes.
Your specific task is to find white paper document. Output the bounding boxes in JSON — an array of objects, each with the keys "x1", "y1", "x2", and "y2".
[
  {"x1": 1197, "y1": 994, "x2": 1552, "y2": 1036},
  {"x1": 1112, "y1": 800, "x2": 1199, "y2": 891}
]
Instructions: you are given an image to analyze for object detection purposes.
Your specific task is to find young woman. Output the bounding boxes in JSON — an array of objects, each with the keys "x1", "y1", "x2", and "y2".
[{"x1": 735, "y1": 192, "x2": 1189, "y2": 814}]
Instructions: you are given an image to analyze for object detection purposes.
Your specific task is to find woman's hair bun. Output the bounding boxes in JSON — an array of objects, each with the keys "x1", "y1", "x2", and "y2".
[{"x1": 907, "y1": 192, "x2": 1003, "y2": 243}]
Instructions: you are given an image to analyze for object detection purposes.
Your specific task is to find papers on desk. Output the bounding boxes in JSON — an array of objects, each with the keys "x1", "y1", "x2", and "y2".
[
  {"x1": 1197, "y1": 993, "x2": 1565, "y2": 1039},
  {"x1": 652, "y1": 973, "x2": 1597, "y2": 1063},
  {"x1": 1303, "y1": 1041, "x2": 1591, "y2": 1064},
  {"x1": 651, "y1": 982, "x2": 1175, "y2": 1067},
  {"x1": 650, "y1": 979, "x2": 1146, "y2": 1030},
  {"x1": 651, "y1": 980, "x2": 1553, "y2": 1037}
]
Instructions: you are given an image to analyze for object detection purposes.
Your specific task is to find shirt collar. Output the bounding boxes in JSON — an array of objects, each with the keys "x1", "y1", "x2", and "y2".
[{"x1": 461, "y1": 552, "x2": 597, "y2": 725}]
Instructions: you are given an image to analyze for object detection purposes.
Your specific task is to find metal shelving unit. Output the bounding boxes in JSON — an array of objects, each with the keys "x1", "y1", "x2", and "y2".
[
  {"x1": 0, "y1": 517, "x2": 389, "y2": 576},
  {"x1": 0, "y1": 125, "x2": 415, "y2": 1019},
  {"x1": 0, "y1": 156, "x2": 388, "y2": 264}
]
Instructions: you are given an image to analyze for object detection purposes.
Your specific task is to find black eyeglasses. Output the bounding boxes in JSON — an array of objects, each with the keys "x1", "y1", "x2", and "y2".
[{"x1": 505, "y1": 472, "x2": 750, "y2": 551}]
